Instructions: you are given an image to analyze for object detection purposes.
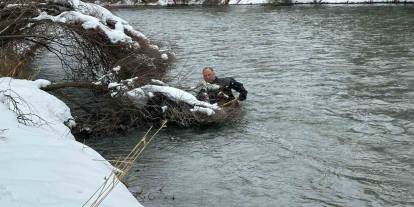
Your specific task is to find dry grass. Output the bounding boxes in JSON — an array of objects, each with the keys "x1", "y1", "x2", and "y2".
[
  {"x1": 0, "y1": 47, "x2": 32, "y2": 79},
  {"x1": 83, "y1": 120, "x2": 167, "y2": 207}
]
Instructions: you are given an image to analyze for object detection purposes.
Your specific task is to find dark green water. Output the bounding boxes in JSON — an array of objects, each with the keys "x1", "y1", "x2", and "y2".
[{"x1": 85, "y1": 5, "x2": 414, "y2": 207}]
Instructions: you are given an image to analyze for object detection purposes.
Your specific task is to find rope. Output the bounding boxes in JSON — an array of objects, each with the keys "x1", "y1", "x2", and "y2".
[{"x1": 220, "y1": 97, "x2": 239, "y2": 107}]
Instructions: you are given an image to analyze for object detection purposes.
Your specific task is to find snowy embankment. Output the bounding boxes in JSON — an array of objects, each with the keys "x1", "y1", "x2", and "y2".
[
  {"x1": 0, "y1": 78, "x2": 142, "y2": 207},
  {"x1": 102, "y1": 0, "x2": 414, "y2": 6}
]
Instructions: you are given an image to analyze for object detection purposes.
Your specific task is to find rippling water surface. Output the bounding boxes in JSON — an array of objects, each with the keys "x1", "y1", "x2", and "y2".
[{"x1": 84, "y1": 5, "x2": 414, "y2": 207}]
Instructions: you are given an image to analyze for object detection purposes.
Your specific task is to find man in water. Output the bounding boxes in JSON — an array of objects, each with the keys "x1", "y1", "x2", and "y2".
[{"x1": 196, "y1": 67, "x2": 248, "y2": 104}]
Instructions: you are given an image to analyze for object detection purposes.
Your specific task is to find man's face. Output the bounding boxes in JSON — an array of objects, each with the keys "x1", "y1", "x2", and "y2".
[{"x1": 203, "y1": 69, "x2": 216, "y2": 83}]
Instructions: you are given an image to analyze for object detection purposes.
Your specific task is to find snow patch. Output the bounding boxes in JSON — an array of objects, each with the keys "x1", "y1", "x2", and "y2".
[
  {"x1": 0, "y1": 77, "x2": 142, "y2": 207},
  {"x1": 33, "y1": 0, "x2": 154, "y2": 49},
  {"x1": 124, "y1": 77, "x2": 139, "y2": 86},
  {"x1": 33, "y1": 79, "x2": 51, "y2": 88},
  {"x1": 113, "y1": 66, "x2": 121, "y2": 72},
  {"x1": 108, "y1": 82, "x2": 122, "y2": 89},
  {"x1": 228, "y1": 0, "x2": 268, "y2": 4},
  {"x1": 66, "y1": 118, "x2": 77, "y2": 128},
  {"x1": 126, "y1": 88, "x2": 147, "y2": 106},
  {"x1": 141, "y1": 85, "x2": 218, "y2": 109},
  {"x1": 190, "y1": 106, "x2": 216, "y2": 116},
  {"x1": 161, "y1": 53, "x2": 169, "y2": 60},
  {"x1": 158, "y1": 0, "x2": 171, "y2": 5},
  {"x1": 127, "y1": 84, "x2": 220, "y2": 116},
  {"x1": 151, "y1": 79, "x2": 166, "y2": 86}
]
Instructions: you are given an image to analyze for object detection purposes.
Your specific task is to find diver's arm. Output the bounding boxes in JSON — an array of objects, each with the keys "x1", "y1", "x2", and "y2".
[{"x1": 229, "y1": 78, "x2": 248, "y2": 101}]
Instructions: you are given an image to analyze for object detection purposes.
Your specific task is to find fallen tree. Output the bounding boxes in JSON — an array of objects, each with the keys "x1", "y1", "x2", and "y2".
[
  {"x1": 1, "y1": 0, "x2": 241, "y2": 138},
  {"x1": 1, "y1": 0, "x2": 174, "y2": 138},
  {"x1": 41, "y1": 73, "x2": 242, "y2": 132}
]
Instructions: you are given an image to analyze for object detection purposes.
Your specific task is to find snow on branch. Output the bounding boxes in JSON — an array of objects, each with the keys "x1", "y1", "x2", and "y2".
[
  {"x1": 127, "y1": 84, "x2": 220, "y2": 116},
  {"x1": 34, "y1": 0, "x2": 151, "y2": 48},
  {"x1": 0, "y1": 89, "x2": 48, "y2": 126}
]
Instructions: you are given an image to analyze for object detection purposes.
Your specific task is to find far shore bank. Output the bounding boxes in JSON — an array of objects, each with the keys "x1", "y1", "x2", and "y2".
[{"x1": 102, "y1": 1, "x2": 414, "y2": 8}]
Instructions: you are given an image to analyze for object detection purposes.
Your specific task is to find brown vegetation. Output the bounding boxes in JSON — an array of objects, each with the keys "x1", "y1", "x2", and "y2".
[
  {"x1": 0, "y1": 0, "x2": 173, "y2": 138},
  {"x1": 1, "y1": 0, "x2": 239, "y2": 138}
]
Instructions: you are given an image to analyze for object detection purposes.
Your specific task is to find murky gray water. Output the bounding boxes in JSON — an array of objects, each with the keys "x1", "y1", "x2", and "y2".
[{"x1": 75, "y1": 5, "x2": 414, "y2": 207}]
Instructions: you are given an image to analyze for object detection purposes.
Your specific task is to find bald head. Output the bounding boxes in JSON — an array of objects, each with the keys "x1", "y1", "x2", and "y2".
[{"x1": 202, "y1": 67, "x2": 216, "y2": 83}]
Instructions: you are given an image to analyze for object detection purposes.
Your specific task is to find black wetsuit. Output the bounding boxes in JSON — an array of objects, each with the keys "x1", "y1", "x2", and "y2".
[{"x1": 197, "y1": 77, "x2": 248, "y2": 104}]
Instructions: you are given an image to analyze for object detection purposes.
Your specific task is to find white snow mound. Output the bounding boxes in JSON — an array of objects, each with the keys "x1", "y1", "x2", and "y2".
[{"x1": 0, "y1": 77, "x2": 142, "y2": 207}]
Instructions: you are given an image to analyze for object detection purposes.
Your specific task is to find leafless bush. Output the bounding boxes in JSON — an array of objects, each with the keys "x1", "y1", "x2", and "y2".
[
  {"x1": 67, "y1": 93, "x2": 148, "y2": 137},
  {"x1": 1, "y1": 0, "x2": 170, "y2": 80},
  {"x1": 1, "y1": 0, "x2": 175, "y2": 137},
  {"x1": 2, "y1": 0, "x2": 238, "y2": 138},
  {"x1": 0, "y1": 0, "x2": 39, "y2": 78},
  {"x1": 0, "y1": 46, "x2": 33, "y2": 78}
]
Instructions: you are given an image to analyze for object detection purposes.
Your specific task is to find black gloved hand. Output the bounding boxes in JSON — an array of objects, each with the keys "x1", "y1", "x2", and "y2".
[{"x1": 239, "y1": 93, "x2": 246, "y2": 101}]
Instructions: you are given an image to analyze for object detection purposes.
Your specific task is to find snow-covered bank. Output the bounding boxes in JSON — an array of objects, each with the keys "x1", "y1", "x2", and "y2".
[{"x1": 0, "y1": 78, "x2": 141, "y2": 207}]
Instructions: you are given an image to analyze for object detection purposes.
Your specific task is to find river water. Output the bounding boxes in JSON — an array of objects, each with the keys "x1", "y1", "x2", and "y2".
[{"x1": 79, "y1": 5, "x2": 414, "y2": 207}]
